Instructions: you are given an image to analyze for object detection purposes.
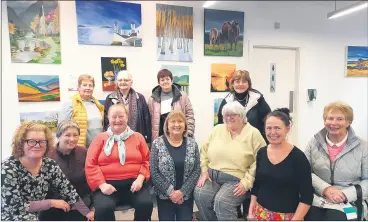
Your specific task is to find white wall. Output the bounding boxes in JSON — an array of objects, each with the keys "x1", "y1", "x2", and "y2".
[{"x1": 1, "y1": 1, "x2": 367, "y2": 159}]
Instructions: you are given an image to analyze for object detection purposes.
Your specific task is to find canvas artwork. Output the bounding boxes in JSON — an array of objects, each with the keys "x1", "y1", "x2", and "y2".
[
  {"x1": 17, "y1": 75, "x2": 60, "y2": 102},
  {"x1": 76, "y1": 0, "x2": 142, "y2": 47},
  {"x1": 20, "y1": 111, "x2": 58, "y2": 139},
  {"x1": 346, "y1": 46, "x2": 368, "y2": 77},
  {"x1": 161, "y1": 65, "x2": 189, "y2": 94},
  {"x1": 213, "y1": 98, "x2": 223, "y2": 126},
  {"x1": 101, "y1": 57, "x2": 127, "y2": 91},
  {"x1": 7, "y1": 1, "x2": 61, "y2": 64},
  {"x1": 99, "y1": 100, "x2": 105, "y2": 105},
  {"x1": 204, "y1": 9, "x2": 244, "y2": 57},
  {"x1": 211, "y1": 63, "x2": 236, "y2": 92},
  {"x1": 156, "y1": 4, "x2": 193, "y2": 62}
]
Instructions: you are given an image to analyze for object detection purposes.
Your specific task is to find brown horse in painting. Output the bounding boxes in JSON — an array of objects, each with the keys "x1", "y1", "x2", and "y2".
[
  {"x1": 209, "y1": 28, "x2": 220, "y2": 48},
  {"x1": 221, "y1": 20, "x2": 240, "y2": 51}
]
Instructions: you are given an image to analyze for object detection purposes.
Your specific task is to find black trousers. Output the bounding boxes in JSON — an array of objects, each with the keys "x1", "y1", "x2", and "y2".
[
  {"x1": 305, "y1": 206, "x2": 347, "y2": 221},
  {"x1": 93, "y1": 179, "x2": 153, "y2": 221},
  {"x1": 157, "y1": 197, "x2": 194, "y2": 221},
  {"x1": 38, "y1": 208, "x2": 86, "y2": 221}
]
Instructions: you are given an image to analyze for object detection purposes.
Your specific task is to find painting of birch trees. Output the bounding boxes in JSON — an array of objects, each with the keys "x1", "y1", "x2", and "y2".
[{"x1": 156, "y1": 4, "x2": 193, "y2": 62}]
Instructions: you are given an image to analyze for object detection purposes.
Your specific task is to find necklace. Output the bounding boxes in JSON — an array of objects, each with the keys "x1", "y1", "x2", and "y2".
[{"x1": 234, "y1": 93, "x2": 249, "y2": 104}]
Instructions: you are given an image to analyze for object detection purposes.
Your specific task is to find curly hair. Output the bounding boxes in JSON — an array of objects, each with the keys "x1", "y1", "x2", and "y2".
[{"x1": 12, "y1": 121, "x2": 55, "y2": 158}]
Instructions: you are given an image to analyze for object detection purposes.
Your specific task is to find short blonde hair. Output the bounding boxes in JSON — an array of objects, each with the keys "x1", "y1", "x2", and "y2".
[
  {"x1": 323, "y1": 101, "x2": 354, "y2": 123},
  {"x1": 12, "y1": 121, "x2": 55, "y2": 158},
  {"x1": 78, "y1": 74, "x2": 95, "y2": 87},
  {"x1": 56, "y1": 120, "x2": 80, "y2": 138},
  {"x1": 222, "y1": 101, "x2": 248, "y2": 123},
  {"x1": 108, "y1": 104, "x2": 129, "y2": 118},
  {"x1": 163, "y1": 110, "x2": 188, "y2": 137},
  {"x1": 231, "y1": 70, "x2": 252, "y2": 89}
]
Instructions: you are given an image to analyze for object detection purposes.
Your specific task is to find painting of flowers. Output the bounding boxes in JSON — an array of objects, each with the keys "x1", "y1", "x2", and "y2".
[
  {"x1": 17, "y1": 75, "x2": 60, "y2": 102},
  {"x1": 160, "y1": 65, "x2": 190, "y2": 94},
  {"x1": 211, "y1": 63, "x2": 236, "y2": 92},
  {"x1": 346, "y1": 46, "x2": 368, "y2": 77},
  {"x1": 101, "y1": 57, "x2": 127, "y2": 91},
  {"x1": 7, "y1": 1, "x2": 61, "y2": 64}
]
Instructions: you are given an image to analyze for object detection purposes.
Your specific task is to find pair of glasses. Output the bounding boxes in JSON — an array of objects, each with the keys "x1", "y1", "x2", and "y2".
[
  {"x1": 23, "y1": 139, "x2": 48, "y2": 147},
  {"x1": 224, "y1": 114, "x2": 239, "y2": 119}
]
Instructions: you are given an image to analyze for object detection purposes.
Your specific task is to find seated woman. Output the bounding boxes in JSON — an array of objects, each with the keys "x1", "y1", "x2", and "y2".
[
  {"x1": 38, "y1": 120, "x2": 94, "y2": 221},
  {"x1": 85, "y1": 104, "x2": 153, "y2": 221},
  {"x1": 248, "y1": 108, "x2": 313, "y2": 221},
  {"x1": 194, "y1": 101, "x2": 266, "y2": 220},
  {"x1": 304, "y1": 101, "x2": 368, "y2": 221},
  {"x1": 1, "y1": 122, "x2": 92, "y2": 221},
  {"x1": 150, "y1": 110, "x2": 201, "y2": 221}
]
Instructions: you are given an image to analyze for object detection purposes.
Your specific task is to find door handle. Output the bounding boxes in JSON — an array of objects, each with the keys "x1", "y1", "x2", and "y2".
[{"x1": 289, "y1": 91, "x2": 294, "y2": 113}]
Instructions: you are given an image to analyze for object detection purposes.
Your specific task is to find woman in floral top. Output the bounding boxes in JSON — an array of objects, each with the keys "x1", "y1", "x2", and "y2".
[{"x1": 1, "y1": 122, "x2": 93, "y2": 221}]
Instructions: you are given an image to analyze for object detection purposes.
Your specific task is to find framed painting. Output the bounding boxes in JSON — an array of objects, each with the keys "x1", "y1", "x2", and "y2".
[
  {"x1": 160, "y1": 65, "x2": 189, "y2": 94},
  {"x1": 211, "y1": 63, "x2": 236, "y2": 92},
  {"x1": 17, "y1": 75, "x2": 60, "y2": 102},
  {"x1": 20, "y1": 111, "x2": 58, "y2": 139},
  {"x1": 101, "y1": 57, "x2": 127, "y2": 91},
  {"x1": 346, "y1": 46, "x2": 368, "y2": 77},
  {"x1": 214, "y1": 98, "x2": 223, "y2": 126}
]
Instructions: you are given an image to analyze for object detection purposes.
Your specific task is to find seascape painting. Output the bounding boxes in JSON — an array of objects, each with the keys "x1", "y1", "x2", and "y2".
[
  {"x1": 160, "y1": 65, "x2": 190, "y2": 94},
  {"x1": 346, "y1": 46, "x2": 368, "y2": 77},
  {"x1": 76, "y1": 0, "x2": 142, "y2": 47},
  {"x1": 17, "y1": 75, "x2": 60, "y2": 102},
  {"x1": 211, "y1": 63, "x2": 236, "y2": 92},
  {"x1": 7, "y1": 1, "x2": 61, "y2": 64},
  {"x1": 204, "y1": 9, "x2": 244, "y2": 57},
  {"x1": 156, "y1": 4, "x2": 193, "y2": 62}
]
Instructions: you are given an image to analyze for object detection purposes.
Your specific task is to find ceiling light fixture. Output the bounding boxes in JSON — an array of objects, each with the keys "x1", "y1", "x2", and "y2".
[
  {"x1": 327, "y1": 1, "x2": 368, "y2": 19},
  {"x1": 203, "y1": 1, "x2": 216, "y2": 8}
]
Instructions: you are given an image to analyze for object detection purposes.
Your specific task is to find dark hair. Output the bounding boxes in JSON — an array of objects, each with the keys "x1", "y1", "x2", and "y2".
[
  {"x1": 266, "y1": 108, "x2": 292, "y2": 127},
  {"x1": 157, "y1": 69, "x2": 173, "y2": 83}
]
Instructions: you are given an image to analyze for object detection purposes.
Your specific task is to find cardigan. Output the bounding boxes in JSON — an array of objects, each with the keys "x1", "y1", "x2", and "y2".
[
  {"x1": 150, "y1": 135, "x2": 200, "y2": 200},
  {"x1": 85, "y1": 132, "x2": 150, "y2": 191}
]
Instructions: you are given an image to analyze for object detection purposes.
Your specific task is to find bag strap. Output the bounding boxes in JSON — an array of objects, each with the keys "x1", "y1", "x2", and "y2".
[{"x1": 353, "y1": 184, "x2": 363, "y2": 221}]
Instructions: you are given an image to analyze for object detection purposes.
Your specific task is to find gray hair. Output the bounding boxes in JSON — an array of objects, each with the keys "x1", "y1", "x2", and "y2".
[
  {"x1": 221, "y1": 101, "x2": 248, "y2": 123},
  {"x1": 56, "y1": 120, "x2": 80, "y2": 138},
  {"x1": 116, "y1": 70, "x2": 132, "y2": 80}
]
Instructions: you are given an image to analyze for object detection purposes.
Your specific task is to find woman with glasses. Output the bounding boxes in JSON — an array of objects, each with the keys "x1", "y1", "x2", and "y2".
[
  {"x1": 194, "y1": 102, "x2": 266, "y2": 220},
  {"x1": 1, "y1": 122, "x2": 92, "y2": 221}
]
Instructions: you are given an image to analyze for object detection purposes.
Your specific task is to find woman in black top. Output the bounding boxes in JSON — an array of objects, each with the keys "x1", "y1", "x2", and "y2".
[{"x1": 248, "y1": 108, "x2": 313, "y2": 221}]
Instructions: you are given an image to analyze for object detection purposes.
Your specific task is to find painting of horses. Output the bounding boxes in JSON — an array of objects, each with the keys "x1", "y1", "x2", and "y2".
[
  {"x1": 211, "y1": 63, "x2": 236, "y2": 92},
  {"x1": 17, "y1": 75, "x2": 60, "y2": 102},
  {"x1": 161, "y1": 65, "x2": 190, "y2": 94},
  {"x1": 156, "y1": 4, "x2": 193, "y2": 62},
  {"x1": 346, "y1": 46, "x2": 368, "y2": 77},
  {"x1": 7, "y1": 1, "x2": 61, "y2": 63},
  {"x1": 204, "y1": 9, "x2": 244, "y2": 57}
]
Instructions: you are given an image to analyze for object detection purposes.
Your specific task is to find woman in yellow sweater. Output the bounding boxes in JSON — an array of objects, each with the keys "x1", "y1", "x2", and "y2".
[{"x1": 194, "y1": 101, "x2": 266, "y2": 220}]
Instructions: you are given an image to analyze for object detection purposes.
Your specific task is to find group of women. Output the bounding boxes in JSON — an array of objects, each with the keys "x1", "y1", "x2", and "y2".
[{"x1": 1, "y1": 69, "x2": 367, "y2": 221}]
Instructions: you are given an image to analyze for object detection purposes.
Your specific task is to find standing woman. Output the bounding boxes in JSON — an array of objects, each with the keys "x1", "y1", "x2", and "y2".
[
  {"x1": 59, "y1": 74, "x2": 104, "y2": 148},
  {"x1": 148, "y1": 69, "x2": 195, "y2": 142},
  {"x1": 150, "y1": 110, "x2": 201, "y2": 221},
  {"x1": 104, "y1": 71, "x2": 151, "y2": 144},
  {"x1": 248, "y1": 108, "x2": 313, "y2": 221},
  {"x1": 218, "y1": 70, "x2": 271, "y2": 142}
]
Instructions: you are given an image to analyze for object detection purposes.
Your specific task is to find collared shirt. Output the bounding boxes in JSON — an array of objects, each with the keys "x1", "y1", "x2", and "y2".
[{"x1": 326, "y1": 132, "x2": 348, "y2": 162}]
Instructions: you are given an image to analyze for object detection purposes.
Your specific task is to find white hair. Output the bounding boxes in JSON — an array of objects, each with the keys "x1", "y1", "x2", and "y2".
[
  {"x1": 221, "y1": 101, "x2": 247, "y2": 123},
  {"x1": 116, "y1": 70, "x2": 132, "y2": 80}
]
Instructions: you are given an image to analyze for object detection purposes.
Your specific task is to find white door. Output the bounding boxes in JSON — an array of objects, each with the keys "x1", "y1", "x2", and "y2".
[{"x1": 249, "y1": 45, "x2": 299, "y2": 146}]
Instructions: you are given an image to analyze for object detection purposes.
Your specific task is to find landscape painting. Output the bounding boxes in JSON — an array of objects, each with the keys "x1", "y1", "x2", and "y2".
[
  {"x1": 211, "y1": 64, "x2": 236, "y2": 92},
  {"x1": 7, "y1": 1, "x2": 61, "y2": 64},
  {"x1": 76, "y1": 1, "x2": 142, "y2": 47},
  {"x1": 101, "y1": 57, "x2": 127, "y2": 91},
  {"x1": 156, "y1": 4, "x2": 193, "y2": 62},
  {"x1": 20, "y1": 111, "x2": 58, "y2": 139},
  {"x1": 346, "y1": 46, "x2": 368, "y2": 77},
  {"x1": 161, "y1": 65, "x2": 189, "y2": 94},
  {"x1": 204, "y1": 9, "x2": 244, "y2": 57},
  {"x1": 214, "y1": 98, "x2": 223, "y2": 126},
  {"x1": 17, "y1": 75, "x2": 60, "y2": 102}
]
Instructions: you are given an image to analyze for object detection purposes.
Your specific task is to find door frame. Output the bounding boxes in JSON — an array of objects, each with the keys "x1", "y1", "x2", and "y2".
[{"x1": 247, "y1": 40, "x2": 301, "y2": 146}]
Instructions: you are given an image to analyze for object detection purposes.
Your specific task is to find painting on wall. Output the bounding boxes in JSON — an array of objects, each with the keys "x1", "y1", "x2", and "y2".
[
  {"x1": 20, "y1": 111, "x2": 58, "y2": 138},
  {"x1": 76, "y1": 1, "x2": 142, "y2": 47},
  {"x1": 213, "y1": 98, "x2": 223, "y2": 126},
  {"x1": 211, "y1": 63, "x2": 236, "y2": 92},
  {"x1": 346, "y1": 46, "x2": 368, "y2": 77},
  {"x1": 101, "y1": 57, "x2": 127, "y2": 91},
  {"x1": 156, "y1": 4, "x2": 193, "y2": 62},
  {"x1": 160, "y1": 65, "x2": 189, "y2": 94},
  {"x1": 204, "y1": 9, "x2": 244, "y2": 57},
  {"x1": 98, "y1": 100, "x2": 105, "y2": 105},
  {"x1": 17, "y1": 75, "x2": 60, "y2": 102},
  {"x1": 7, "y1": 1, "x2": 61, "y2": 64}
]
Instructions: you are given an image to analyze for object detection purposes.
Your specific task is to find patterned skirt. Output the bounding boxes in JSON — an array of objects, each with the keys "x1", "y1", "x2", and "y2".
[{"x1": 253, "y1": 202, "x2": 295, "y2": 221}]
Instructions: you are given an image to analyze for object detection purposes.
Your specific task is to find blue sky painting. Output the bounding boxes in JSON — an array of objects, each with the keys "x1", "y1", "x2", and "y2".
[
  {"x1": 204, "y1": 9, "x2": 244, "y2": 33},
  {"x1": 347, "y1": 46, "x2": 368, "y2": 62}
]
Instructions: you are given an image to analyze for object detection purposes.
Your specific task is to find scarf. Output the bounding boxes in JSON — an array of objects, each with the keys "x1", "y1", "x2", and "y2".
[
  {"x1": 103, "y1": 126, "x2": 134, "y2": 165},
  {"x1": 116, "y1": 89, "x2": 138, "y2": 131}
]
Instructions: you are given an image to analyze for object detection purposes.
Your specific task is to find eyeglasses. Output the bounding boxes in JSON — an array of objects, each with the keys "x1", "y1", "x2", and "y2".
[
  {"x1": 224, "y1": 114, "x2": 239, "y2": 120},
  {"x1": 23, "y1": 139, "x2": 48, "y2": 147}
]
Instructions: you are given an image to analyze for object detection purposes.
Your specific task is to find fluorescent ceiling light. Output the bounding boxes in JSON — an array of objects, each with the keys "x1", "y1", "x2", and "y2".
[
  {"x1": 327, "y1": 1, "x2": 368, "y2": 19},
  {"x1": 203, "y1": 1, "x2": 216, "y2": 8}
]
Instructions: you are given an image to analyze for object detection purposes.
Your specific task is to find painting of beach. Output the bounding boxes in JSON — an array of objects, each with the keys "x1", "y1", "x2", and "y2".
[
  {"x1": 211, "y1": 63, "x2": 236, "y2": 92},
  {"x1": 17, "y1": 75, "x2": 60, "y2": 102},
  {"x1": 346, "y1": 46, "x2": 368, "y2": 77}
]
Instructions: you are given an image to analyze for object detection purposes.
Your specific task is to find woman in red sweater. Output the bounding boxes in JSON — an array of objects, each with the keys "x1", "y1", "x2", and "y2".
[{"x1": 85, "y1": 104, "x2": 153, "y2": 221}]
